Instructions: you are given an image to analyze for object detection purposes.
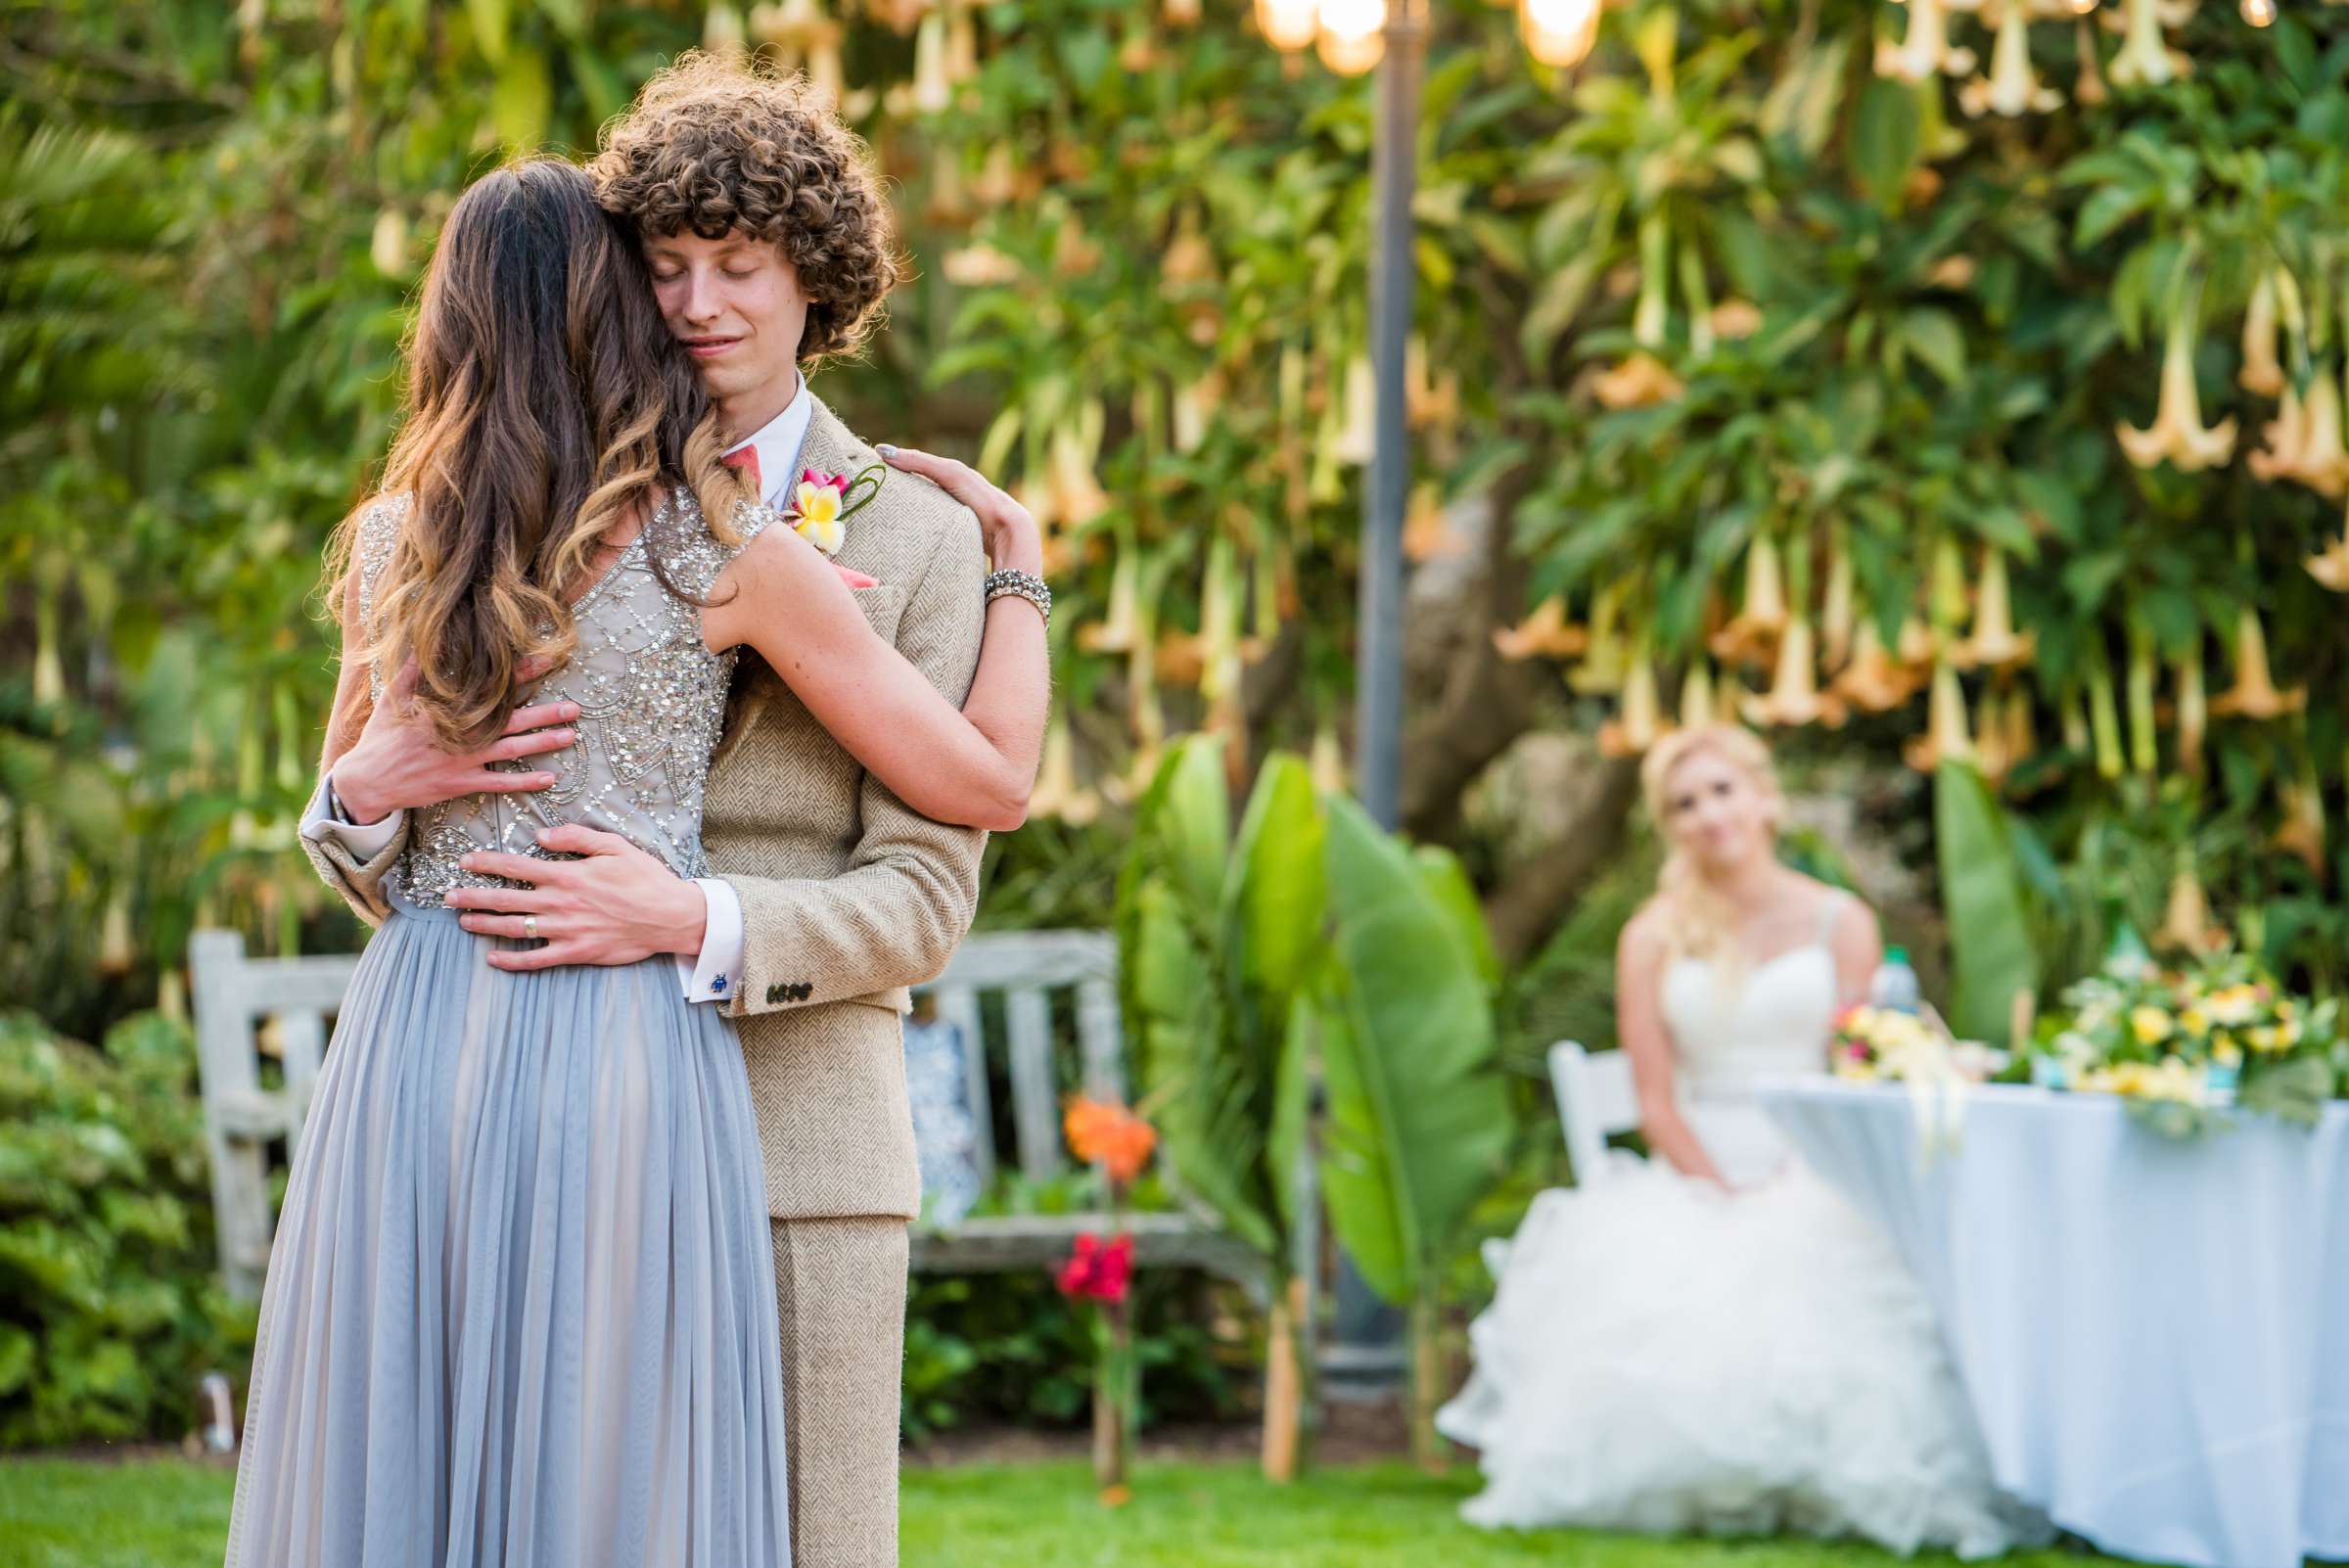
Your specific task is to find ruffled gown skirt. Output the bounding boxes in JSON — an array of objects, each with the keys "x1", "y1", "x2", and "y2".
[
  {"x1": 222, "y1": 890, "x2": 790, "y2": 1568},
  {"x1": 1436, "y1": 1134, "x2": 2047, "y2": 1560}
]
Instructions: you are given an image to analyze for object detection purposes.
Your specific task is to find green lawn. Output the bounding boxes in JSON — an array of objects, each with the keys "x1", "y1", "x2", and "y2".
[{"x1": 0, "y1": 1454, "x2": 2139, "y2": 1568}]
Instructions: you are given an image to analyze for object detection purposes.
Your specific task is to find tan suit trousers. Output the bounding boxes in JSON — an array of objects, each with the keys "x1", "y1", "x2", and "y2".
[{"x1": 771, "y1": 1217, "x2": 909, "y2": 1568}]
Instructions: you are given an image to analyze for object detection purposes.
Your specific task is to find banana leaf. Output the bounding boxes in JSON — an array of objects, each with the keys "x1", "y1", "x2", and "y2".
[
  {"x1": 1316, "y1": 796, "x2": 1512, "y2": 1305},
  {"x1": 1936, "y1": 759, "x2": 2040, "y2": 1044},
  {"x1": 1119, "y1": 738, "x2": 1323, "y2": 1261}
]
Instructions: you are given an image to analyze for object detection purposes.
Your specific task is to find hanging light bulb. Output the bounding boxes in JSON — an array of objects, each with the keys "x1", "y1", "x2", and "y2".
[
  {"x1": 1315, "y1": 0, "x2": 1385, "y2": 74},
  {"x1": 1519, "y1": 0, "x2": 1599, "y2": 68},
  {"x1": 2241, "y1": 0, "x2": 2276, "y2": 23},
  {"x1": 1257, "y1": 0, "x2": 1318, "y2": 49},
  {"x1": 2065, "y1": 0, "x2": 2097, "y2": 13}
]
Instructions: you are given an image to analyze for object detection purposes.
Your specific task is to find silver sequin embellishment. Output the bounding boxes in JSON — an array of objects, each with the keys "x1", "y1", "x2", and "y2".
[{"x1": 355, "y1": 489, "x2": 778, "y2": 907}]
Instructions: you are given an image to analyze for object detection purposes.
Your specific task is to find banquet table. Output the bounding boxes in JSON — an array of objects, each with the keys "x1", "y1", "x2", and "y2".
[{"x1": 1757, "y1": 1080, "x2": 2349, "y2": 1568}]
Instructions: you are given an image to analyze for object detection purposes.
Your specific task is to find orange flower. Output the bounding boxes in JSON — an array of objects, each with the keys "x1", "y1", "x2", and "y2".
[{"x1": 1065, "y1": 1097, "x2": 1158, "y2": 1184}]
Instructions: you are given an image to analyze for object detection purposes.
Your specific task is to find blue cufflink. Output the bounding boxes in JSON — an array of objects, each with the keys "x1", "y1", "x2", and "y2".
[{"x1": 711, "y1": 977, "x2": 728, "y2": 993}]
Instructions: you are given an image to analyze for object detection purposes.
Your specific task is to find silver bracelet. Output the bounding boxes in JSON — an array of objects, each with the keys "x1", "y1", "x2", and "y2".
[{"x1": 985, "y1": 569, "x2": 1052, "y2": 626}]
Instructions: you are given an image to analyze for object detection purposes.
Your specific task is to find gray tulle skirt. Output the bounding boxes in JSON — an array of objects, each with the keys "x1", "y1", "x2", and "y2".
[{"x1": 222, "y1": 888, "x2": 790, "y2": 1568}]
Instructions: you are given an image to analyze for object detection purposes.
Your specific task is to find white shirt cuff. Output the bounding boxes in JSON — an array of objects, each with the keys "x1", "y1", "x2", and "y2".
[
  {"x1": 299, "y1": 774, "x2": 405, "y2": 861},
  {"x1": 678, "y1": 877, "x2": 747, "y2": 1004}
]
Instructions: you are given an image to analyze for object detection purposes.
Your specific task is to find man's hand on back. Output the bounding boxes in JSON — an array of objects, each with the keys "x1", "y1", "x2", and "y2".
[{"x1": 447, "y1": 825, "x2": 708, "y2": 972}]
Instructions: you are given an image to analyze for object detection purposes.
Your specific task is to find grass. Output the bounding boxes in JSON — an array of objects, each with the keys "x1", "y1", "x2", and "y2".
[{"x1": 0, "y1": 1454, "x2": 2140, "y2": 1568}]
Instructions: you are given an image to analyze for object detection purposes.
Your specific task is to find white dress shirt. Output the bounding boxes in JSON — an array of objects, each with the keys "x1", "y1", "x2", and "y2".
[{"x1": 299, "y1": 372, "x2": 813, "y2": 1005}]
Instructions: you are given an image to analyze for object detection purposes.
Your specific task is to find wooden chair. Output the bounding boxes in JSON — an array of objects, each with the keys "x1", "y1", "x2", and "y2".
[{"x1": 188, "y1": 926, "x2": 1260, "y2": 1300}]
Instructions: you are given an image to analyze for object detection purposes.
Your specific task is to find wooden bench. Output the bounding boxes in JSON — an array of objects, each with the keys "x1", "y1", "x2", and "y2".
[{"x1": 188, "y1": 927, "x2": 1259, "y2": 1301}]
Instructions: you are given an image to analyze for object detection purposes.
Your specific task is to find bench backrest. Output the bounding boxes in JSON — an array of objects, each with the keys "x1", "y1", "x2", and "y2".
[
  {"x1": 910, "y1": 930, "x2": 1123, "y2": 1188},
  {"x1": 187, "y1": 926, "x2": 1123, "y2": 1297}
]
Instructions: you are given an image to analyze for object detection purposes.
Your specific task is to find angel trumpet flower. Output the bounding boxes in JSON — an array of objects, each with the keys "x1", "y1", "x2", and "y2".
[
  {"x1": 1952, "y1": 546, "x2": 2037, "y2": 670},
  {"x1": 1929, "y1": 533, "x2": 1971, "y2": 633},
  {"x1": 2307, "y1": 524, "x2": 2349, "y2": 591},
  {"x1": 1959, "y1": 0, "x2": 2062, "y2": 115},
  {"x1": 2003, "y1": 685, "x2": 2040, "y2": 776},
  {"x1": 2248, "y1": 381, "x2": 2310, "y2": 484},
  {"x1": 2287, "y1": 365, "x2": 2349, "y2": 497},
  {"x1": 1831, "y1": 619, "x2": 1926, "y2": 712},
  {"x1": 1592, "y1": 352, "x2": 1684, "y2": 409},
  {"x1": 1596, "y1": 215, "x2": 1684, "y2": 409},
  {"x1": 2089, "y1": 660, "x2": 2124, "y2": 780},
  {"x1": 1743, "y1": 615, "x2": 1846, "y2": 728},
  {"x1": 1820, "y1": 532, "x2": 1857, "y2": 669},
  {"x1": 2175, "y1": 636, "x2": 2207, "y2": 774},
  {"x1": 2073, "y1": 17, "x2": 2110, "y2": 104},
  {"x1": 1679, "y1": 659, "x2": 1720, "y2": 731},
  {"x1": 1079, "y1": 540, "x2": 1142, "y2": 654},
  {"x1": 1028, "y1": 718, "x2": 1101, "y2": 825},
  {"x1": 2210, "y1": 606, "x2": 2307, "y2": 719},
  {"x1": 2116, "y1": 305, "x2": 2237, "y2": 472},
  {"x1": 1707, "y1": 535, "x2": 1789, "y2": 665},
  {"x1": 1493, "y1": 596, "x2": 1589, "y2": 661},
  {"x1": 1904, "y1": 660, "x2": 1976, "y2": 772},
  {"x1": 1332, "y1": 353, "x2": 1375, "y2": 466},
  {"x1": 1876, "y1": 0, "x2": 1977, "y2": 81},
  {"x1": 1569, "y1": 584, "x2": 1631, "y2": 695},
  {"x1": 1599, "y1": 641, "x2": 1668, "y2": 758},
  {"x1": 2273, "y1": 763, "x2": 2327, "y2": 878},
  {"x1": 2107, "y1": 0, "x2": 2183, "y2": 87},
  {"x1": 2155, "y1": 858, "x2": 2226, "y2": 956},
  {"x1": 911, "y1": 11, "x2": 953, "y2": 113},
  {"x1": 1975, "y1": 684, "x2": 2014, "y2": 784},
  {"x1": 1047, "y1": 420, "x2": 1112, "y2": 528},
  {"x1": 1897, "y1": 615, "x2": 1938, "y2": 669},
  {"x1": 2240, "y1": 269, "x2": 2285, "y2": 396}
]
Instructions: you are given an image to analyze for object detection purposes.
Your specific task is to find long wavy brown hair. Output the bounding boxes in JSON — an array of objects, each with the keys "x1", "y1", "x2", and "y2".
[{"x1": 327, "y1": 157, "x2": 749, "y2": 753}]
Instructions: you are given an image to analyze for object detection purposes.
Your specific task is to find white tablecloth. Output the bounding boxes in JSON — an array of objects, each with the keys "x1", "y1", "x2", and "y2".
[{"x1": 1758, "y1": 1081, "x2": 2349, "y2": 1568}]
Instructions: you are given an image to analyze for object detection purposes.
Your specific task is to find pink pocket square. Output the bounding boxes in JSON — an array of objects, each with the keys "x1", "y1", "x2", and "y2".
[{"x1": 831, "y1": 562, "x2": 881, "y2": 591}]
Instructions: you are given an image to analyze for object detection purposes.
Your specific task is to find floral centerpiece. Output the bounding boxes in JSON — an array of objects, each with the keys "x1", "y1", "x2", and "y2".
[
  {"x1": 1055, "y1": 1096, "x2": 1157, "y2": 1502},
  {"x1": 1832, "y1": 1004, "x2": 2004, "y2": 1084},
  {"x1": 2031, "y1": 952, "x2": 2342, "y2": 1137}
]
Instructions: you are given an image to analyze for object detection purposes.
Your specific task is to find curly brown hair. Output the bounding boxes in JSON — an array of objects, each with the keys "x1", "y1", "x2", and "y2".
[{"x1": 588, "y1": 53, "x2": 902, "y2": 364}]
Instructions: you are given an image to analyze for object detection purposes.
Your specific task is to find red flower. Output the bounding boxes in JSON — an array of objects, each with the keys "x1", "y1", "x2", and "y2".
[{"x1": 1055, "y1": 1232, "x2": 1134, "y2": 1305}]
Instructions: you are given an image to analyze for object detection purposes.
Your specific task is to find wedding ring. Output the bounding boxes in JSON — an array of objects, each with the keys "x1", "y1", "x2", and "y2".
[{"x1": 523, "y1": 915, "x2": 538, "y2": 941}]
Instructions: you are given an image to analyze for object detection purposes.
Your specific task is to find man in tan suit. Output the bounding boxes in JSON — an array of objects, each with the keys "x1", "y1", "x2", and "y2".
[{"x1": 299, "y1": 55, "x2": 1044, "y2": 1568}]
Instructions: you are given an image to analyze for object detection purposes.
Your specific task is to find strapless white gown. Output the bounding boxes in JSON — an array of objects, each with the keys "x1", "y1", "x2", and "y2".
[{"x1": 1436, "y1": 928, "x2": 2048, "y2": 1558}]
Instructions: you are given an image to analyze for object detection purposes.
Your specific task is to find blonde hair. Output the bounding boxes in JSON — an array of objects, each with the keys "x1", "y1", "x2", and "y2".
[{"x1": 1639, "y1": 724, "x2": 1787, "y2": 971}]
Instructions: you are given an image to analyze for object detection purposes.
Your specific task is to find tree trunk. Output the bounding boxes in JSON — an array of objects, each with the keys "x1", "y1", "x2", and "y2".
[{"x1": 1482, "y1": 755, "x2": 1643, "y2": 965}]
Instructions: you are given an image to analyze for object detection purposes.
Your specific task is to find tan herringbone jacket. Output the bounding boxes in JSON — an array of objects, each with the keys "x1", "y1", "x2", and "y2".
[{"x1": 299, "y1": 394, "x2": 987, "y2": 1222}]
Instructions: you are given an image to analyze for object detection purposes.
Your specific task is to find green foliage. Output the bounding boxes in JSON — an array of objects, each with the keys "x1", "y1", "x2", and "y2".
[
  {"x1": 901, "y1": 1268, "x2": 1248, "y2": 1445},
  {"x1": 0, "y1": 1011, "x2": 254, "y2": 1451},
  {"x1": 1117, "y1": 739, "x2": 1322, "y2": 1266},
  {"x1": 1314, "y1": 797, "x2": 1511, "y2": 1308},
  {"x1": 1933, "y1": 761, "x2": 2040, "y2": 1042}
]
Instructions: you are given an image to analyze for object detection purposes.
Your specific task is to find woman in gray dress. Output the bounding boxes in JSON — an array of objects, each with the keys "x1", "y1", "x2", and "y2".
[{"x1": 222, "y1": 160, "x2": 1045, "y2": 1568}]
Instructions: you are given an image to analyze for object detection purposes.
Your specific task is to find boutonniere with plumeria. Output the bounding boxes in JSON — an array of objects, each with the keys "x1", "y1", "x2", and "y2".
[{"x1": 786, "y1": 463, "x2": 885, "y2": 556}]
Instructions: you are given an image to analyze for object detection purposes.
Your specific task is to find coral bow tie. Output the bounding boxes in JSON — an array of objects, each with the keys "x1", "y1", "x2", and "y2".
[
  {"x1": 720, "y1": 445, "x2": 761, "y2": 496},
  {"x1": 721, "y1": 443, "x2": 878, "y2": 590}
]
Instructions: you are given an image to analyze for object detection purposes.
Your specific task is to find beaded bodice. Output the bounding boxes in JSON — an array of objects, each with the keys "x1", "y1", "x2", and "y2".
[{"x1": 355, "y1": 488, "x2": 775, "y2": 908}]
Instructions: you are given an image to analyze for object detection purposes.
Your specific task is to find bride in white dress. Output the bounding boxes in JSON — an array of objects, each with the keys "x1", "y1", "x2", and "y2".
[{"x1": 1438, "y1": 724, "x2": 2046, "y2": 1558}]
